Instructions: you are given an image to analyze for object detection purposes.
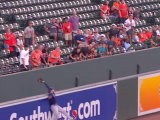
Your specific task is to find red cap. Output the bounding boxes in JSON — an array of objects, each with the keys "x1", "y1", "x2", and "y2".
[{"x1": 143, "y1": 29, "x2": 147, "y2": 31}]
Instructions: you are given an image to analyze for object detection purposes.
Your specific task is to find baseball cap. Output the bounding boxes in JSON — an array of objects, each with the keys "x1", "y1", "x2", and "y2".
[
  {"x1": 18, "y1": 34, "x2": 23, "y2": 37},
  {"x1": 45, "y1": 44, "x2": 49, "y2": 48},
  {"x1": 112, "y1": 24, "x2": 116, "y2": 26},
  {"x1": 101, "y1": 34, "x2": 105, "y2": 37},
  {"x1": 143, "y1": 29, "x2": 147, "y2": 31}
]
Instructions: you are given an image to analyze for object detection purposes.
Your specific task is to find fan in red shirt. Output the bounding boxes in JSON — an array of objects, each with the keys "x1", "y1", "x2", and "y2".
[
  {"x1": 100, "y1": 1, "x2": 111, "y2": 19},
  {"x1": 9, "y1": 32, "x2": 18, "y2": 57},
  {"x1": 63, "y1": 17, "x2": 72, "y2": 46},
  {"x1": 146, "y1": 29, "x2": 153, "y2": 39},
  {"x1": 4, "y1": 28, "x2": 11, "y2": 50},
  {"x1": 118, "y1": 0, "x2": 128, "y2": 23}
]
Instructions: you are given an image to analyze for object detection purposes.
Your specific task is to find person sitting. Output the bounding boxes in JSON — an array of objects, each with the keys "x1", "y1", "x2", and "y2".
[
  {"x1": 139, "y1": 29, "x2": 148, "y2": 43},
  {"x1": 48, "y1": 47, "x2": 63, "y2": 66},
  {"x1": 69, "y1": 47, "x2": 81, "y2": 62},
  {"x1": 106, "y1": 36, "x2": 116, "y2": 55},
  {"x1": 83, "y1": 29, "x2": 89, "y2": 38},
  {"x1": 75, "y1": 30, "x2": 88, "y2": 46},
  {"x1": 30, "y1": 45, "x2": 43, "y2": 70},
  {"x1": 41, "y1": 44, "x2": 49, "y2": 66},
  {"x1": 132, "y1": 30, "x2": 140, "y2": 44},
  {"x1": 97, "y1": 34, "x2": 108, "y2": 44},
  {"x1": 133, "y1": 7, "x2": 141, "y2": 21},
  {"x1": 145, "y1": 34, "x2": 160, "y2": 47},
  {"x1": 146, "y1": 29, "x2": 153, "y2": 40},
  {"x1": 100, "y1": 1, "x2": 111, "y2": 20},
  {"x1": 98, "y1": 43, "x2": 107, "y2": 56},
  {"x1": 93, "y1": 28, "x2": 100, "y2": 41},
  {"x1": 124, "y1": 39, "x2": 134, "y2": 52}
]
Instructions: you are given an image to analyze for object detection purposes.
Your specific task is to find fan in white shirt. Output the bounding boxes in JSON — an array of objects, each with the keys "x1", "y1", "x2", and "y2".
[
  {"x1": 17, "y1": 34, "x2": 24, "y2": 47},
  {"x1": 124, "y1": 14, "x2": 136, "y2": 31},
  {"x1": 20, "y1": 44, "x2": 29, "y2": 71},
  {"x1": 156, "y1": 26, "x2": 160, "y2": 36}
]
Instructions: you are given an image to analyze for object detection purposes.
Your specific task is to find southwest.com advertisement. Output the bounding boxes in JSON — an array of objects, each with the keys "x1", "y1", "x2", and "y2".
[
  {"x1": 0, "y1": 82, "x2": 117, "y2": 120},
  {"x1": 138, "y1": 73, "x2": 160, "y2": 116}
]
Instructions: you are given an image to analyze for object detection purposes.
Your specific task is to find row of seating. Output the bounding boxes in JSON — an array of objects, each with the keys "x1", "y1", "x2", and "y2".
[
  {"x1": 129, "y1": 0, "x2": 159, "y2": 6},
  {"x1": 1, "y1": 0, "x2": 92, "y2": 15}
]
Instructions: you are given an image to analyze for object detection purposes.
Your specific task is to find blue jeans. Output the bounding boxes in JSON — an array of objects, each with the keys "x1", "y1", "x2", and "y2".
[{"x1": 4, "y1": 43, "x2": 9, "y2": 49}]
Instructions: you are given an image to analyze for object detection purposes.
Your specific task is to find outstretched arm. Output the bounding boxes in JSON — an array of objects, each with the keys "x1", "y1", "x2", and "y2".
[{"x1": 44, "y1": 82, "x2": 50, "y2": 90}]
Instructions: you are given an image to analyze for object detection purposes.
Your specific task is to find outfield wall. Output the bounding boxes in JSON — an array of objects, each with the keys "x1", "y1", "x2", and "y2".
[
  {"x1": 1, "y1": 70, "x2": 160, "y2": 120},
  {"x1": 1, "y1": 47, "x2": 160, "y2": 103}
]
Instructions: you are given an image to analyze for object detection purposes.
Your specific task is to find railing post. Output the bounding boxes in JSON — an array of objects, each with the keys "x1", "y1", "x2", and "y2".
[
  {"x1": 75, "y1": 76, "x2": 79, "y2": 87},
  {"x1": 137, "y1": 64, "x2": 140, "y2": 74},
  {"x1": 109, "y1": 69, "x2": 112, "y2": 80}
]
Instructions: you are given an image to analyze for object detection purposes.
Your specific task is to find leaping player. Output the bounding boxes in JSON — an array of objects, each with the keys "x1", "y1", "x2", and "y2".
[{"x1": 38, "y1": 78, "x2": 77, "y2": 120}]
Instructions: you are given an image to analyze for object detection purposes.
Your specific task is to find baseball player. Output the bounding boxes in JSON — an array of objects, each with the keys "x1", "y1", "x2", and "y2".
[{"x1": 38, "y1": 78, "x2": 77, "y2": 120}]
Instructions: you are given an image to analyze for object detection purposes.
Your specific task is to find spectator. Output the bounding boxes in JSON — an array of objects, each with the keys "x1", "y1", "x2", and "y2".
[
  {"x1": 145, "y1": 34, "x2": 160, "y2": 47},
  {"x1": 88, "y1": 35, "x2": 96, "y2": 44},
  {"x1": 111, "y1": 0, "x2": 120, "y2": 17},
  {"x1": 128, "y1": 7, "x2": 134, "y2": 15},
  {"x1": 115, "y1": 37, "x2": 121, "y2": 46},
  {"x1": 124, "y1": 39, "x2": 133, "y2": 52},
  {"x1": 118, "y1": 0, "x2": 128, "y2": 23},
  {"x1": 30, "y1": 45, "x2": 43, "y2": 70},
  {"x1": 133, "y1": 7, "x2": 141, "y2": 21},
  {"x1": 69, "y1": 47, "x2": 81, "y2": 62},
  {"x1": 100, "y1": 1, "x2": 111, "y2": 19},
  {"x1": 19, "y1": 44, "x2": 29, "y2": 71},
  {"x1": 55, "y1": 18, "x2": 63, "y2": 39},
  {"x1": 127, "y1": 26, "x2": 135, "y2": 43},
  {"x1": 139, "y1": 29, "x2": 148, "y2": 43},
  {"x1": 107, "y1": 24, "x2": 118, "y2": 40},
  {"x1": 98, "y1": 43, "x2": 107, "y2": 56},
  {"x1": 4, "y1": 28, "x2": 11, "y2": 50},
  {"x1": 156, "y1": 26, "x2": 160, "y2": 36},
  {"x1": 16, "y1": 34, "x2": 24, "y2": 56},
  {"x1": 106, "y1": 36, "x2": 116, "y2": 55},
  {"x1": 9, "y1": 32, "x2": 19, "y2": 57},
  {"x1": 83, "y1": 29, "x2": 89, "y2": 38},
  {"x1": 93, "y1": 28, "x2": 100, "y2": 41},
  {"x1": 88, "y1": 47, "x2": 96, "y2": 59},
  {"x1": 132, "y1": 30, "x2": 140, "y2": 44},
  {"x1": 152, "y1": 26, "x2": 157, "y2": 36},
  {"x1": 98, "y1": 34, "x2": 108, "y2": 44},
  {"x1": 69, "y1": 11, "x2": 79, "y2": 35},
  {"x1": 44, "y1": 18, "x2": 58, "y2": 42},
  {"x1": 17, "y1": 34, "x2": 23, "y2": 47},
  {"x1": 41, "y1": 44, "x2": 49, "y2": 66},
  {"x1": 119, "y1": 27, "x2": 128, "y2": 41},
  {"x1": 48, "y1": 47, "x2": 63, "y2": 66},
  {"x1": 75, "y1": 30, "x2": 87, "y2": 46},
  {"x1": 124, "y1": 14, "x2": 136, "y2": 31},
  {"x1": 63, "y1": 17, "x2": 72, "y2": 46},
  {"x1": 146, "y1": 29, "x2": 153, "y2": 39},
  {"x1": 80, "y1": 44, "x2": 93, "y2": 58},
  {"x1": 23, "y1": 21, "x2": 35, "y2": 45}
]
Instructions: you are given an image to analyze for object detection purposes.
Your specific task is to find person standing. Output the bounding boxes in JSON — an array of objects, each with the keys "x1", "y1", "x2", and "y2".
[
  {"x1": 100, "y1": 1, "x2": 111, "y2": 19},
  {"x1": 63, "y1": 18, "x2": 72, "y2": 46},
  {"x1": 23, "y1": 21, "x2": 35, "y2": 45},
  {"x1": 19, "y1": 44, "x2": 29, "y2": 71},
  {"x1": 118, "y1": 0, "x2": 128, "y2": 23},
  {"x1": 44, "y1": 18, "x2": 58, "y2": 42},
  {"x1": 111, "y1": 0, "x2": 120, "y2": 17},
  {"x1": 9, "y1": 32, "x2": 19, "y2": 57},
  {"x1": 37, "y1": 78, "x2": 77, "y2": 120},
  {"x1": 4, "y1": 28, "x2": 11, "y2": 50},
  {"x1": 124, "y1": 14, "x2": 136, "y2": 32},
  {"x1": 69, "y1": 11, "x2": 79, "y2": 35}
]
